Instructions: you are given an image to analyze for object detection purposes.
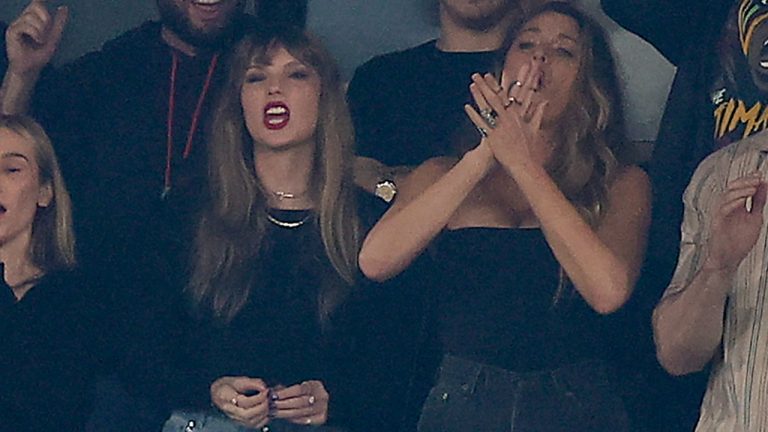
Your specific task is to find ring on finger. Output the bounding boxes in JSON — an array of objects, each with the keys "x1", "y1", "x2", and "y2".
[
  {"x1": 231, "y1": 397, "x2": 239, "y2": 407},
  {"x1": 308, "y1": 395, "x2": 316, "y2": 405},
  {"x1": 476, "y1": 125, "x2": 489, "y2": 138},
  {"x1": 508, "y1": 96, "x2": 522, "y2": 106},
  {"x1": 512, "y1": 80, "x2": 523, "y2": 88},
  {"x1": 479, "y1": 108, "x2": 497, "y2": 128},
  {"x1": 306, "y1": 418, "x2": 313, "y2": 425}
]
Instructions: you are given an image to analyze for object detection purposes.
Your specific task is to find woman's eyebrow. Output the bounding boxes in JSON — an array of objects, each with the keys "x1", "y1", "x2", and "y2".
[{"x1": 0, "y1": 152, "x2": 30, "y2": 162}]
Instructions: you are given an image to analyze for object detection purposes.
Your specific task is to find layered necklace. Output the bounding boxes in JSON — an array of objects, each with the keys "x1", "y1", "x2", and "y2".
[
  {"x1": 265, "y1": 211, "x2": 313, "y2": 228},
  {"x1": 265, "y1": 189, "x2": 312, "y2": 229}
]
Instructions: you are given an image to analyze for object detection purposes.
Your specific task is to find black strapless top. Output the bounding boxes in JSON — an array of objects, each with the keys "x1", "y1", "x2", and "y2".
[{"x1": 431, "y1": 227, "x2": 606, "y2": 372}]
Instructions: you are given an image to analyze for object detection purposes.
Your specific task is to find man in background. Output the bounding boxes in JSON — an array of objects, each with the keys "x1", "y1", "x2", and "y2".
[
  {"x1": 348, "y1": 0, "x2": 534, "y2": 198},
  {"x1": 2, "y1": 1, "x2": 307, "y2": 430},
  {"x1": 345, "y1": 2, "x2": 536, "y2": 431}
]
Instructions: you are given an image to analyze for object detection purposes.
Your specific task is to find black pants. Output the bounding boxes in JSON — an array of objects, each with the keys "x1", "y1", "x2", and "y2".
[{"x1": 417, "y1": 354, "x2": 630, "y2": 432}]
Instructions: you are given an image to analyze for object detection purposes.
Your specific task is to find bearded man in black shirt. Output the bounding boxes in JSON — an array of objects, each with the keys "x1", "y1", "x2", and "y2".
[{"x1": 349, "y1": 0, "x2": 541, "y2": 200}]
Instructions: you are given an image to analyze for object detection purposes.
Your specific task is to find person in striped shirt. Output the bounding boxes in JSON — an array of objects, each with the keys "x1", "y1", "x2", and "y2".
[{"x1": 654, "y1": 129, "x2": 768, "y2": 431}]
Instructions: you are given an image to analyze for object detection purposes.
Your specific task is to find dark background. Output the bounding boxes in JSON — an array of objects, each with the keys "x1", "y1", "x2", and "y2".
[{"x1": 0, "y1": 0, "x2": 675, "y2": 146}]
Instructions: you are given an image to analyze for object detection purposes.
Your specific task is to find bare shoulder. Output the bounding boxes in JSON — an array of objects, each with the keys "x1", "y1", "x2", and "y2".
[
  {"x1": 603, "y1": 165, "x2": 652, "y2": 223},
  {"x1": 609, "y1": 165, "x2": 651, "y2": 202},
  {"x1": 599, "y1": 165, "x2": 651, "y2": 246}
]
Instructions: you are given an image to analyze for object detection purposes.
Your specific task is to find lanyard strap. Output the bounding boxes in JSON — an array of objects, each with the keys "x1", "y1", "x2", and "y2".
[{"x1": 163, "y1": 50, "x2": 220, "y2": 199}]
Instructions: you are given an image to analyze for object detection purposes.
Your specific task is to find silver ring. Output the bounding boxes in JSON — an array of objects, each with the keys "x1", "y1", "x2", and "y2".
[
  {"x1": 476, "y1": 125, "x2": 488, "y2": 138},
  {"x1": 479, "y1": 108, "x2": 497, "y2": 128},
  {"x1": 308, "y1": 395, "x2": 316, "y2": 405},
  {"x1": 508, "y1": 96, "x2": 522, "y2": 106},
  {"x1": 306, "y1": 418, "x2": 312, "y2": 425},
  {"x1": 512, "y1": 80, "x2": 523, "y2": 87},
  {"x1": 231, "y1": 397, "x2": 238, "y2": 407}
]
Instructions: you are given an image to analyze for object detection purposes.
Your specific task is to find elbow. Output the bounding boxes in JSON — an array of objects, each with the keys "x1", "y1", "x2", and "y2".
[
  {"x1": 588, "y1": 274, "x2": 633, "y2": 315},
  {"x1": 358, "y1": 249, "x2": 395, "y2": 283},
  {"x1": 654, "y1": 341, "x2": 708, "y2": 376},
  {"x1": 652, "y1": 311, "x2": 709, "y2": 376},
  {"x1": 591, "y1": 294, "x2": 626, "y2": 315}
]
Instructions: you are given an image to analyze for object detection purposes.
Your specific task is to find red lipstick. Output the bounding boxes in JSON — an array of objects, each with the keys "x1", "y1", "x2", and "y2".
[{"x1": 264, "y1": 101, "x2": 290, "y2": 130}]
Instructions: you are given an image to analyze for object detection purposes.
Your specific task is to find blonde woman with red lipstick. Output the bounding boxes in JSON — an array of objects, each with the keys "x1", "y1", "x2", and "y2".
[
  {"x1": 359, "y1": 3, "x2": 650, "y2": 431},
  {"x1": 162, "y1": 27, "x2": 365, "y2": 432}
]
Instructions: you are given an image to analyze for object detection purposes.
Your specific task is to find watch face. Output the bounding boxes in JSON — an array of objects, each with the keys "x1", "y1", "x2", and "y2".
[{"x1": 375, "y1": 181, "x2": 397, "y2": 203}]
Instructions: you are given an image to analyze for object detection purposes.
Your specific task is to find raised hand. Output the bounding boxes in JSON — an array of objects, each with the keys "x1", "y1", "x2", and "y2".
[
  {"x1": 5, "y1": 0, "x2": 68, "y2": 77},
  {"x1": 705, "y1": 173, "x2": 767, "y2": 273},
  {"x1": 272, "y1": 380, "x2": 330, "y2": 426},
  {"x1": 464, "y1": 61, "x2": 549, "y2": 173},
  {"x1": 210, "y1": 376, "x2": 271, "y2": 429}
]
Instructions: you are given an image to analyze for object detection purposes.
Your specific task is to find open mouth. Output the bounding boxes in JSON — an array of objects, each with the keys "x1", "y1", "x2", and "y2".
[
  {"x1": 760, "y1": 39, "x2": 768, "y2": 69},
  {"x1": 190, "y1": 0, "x2": 227, "y2": 19},
  {"x1": 264, "y1": 102, "x2": 290, "y2": 130},
  {"x1": 531, "y1": 71, "x2": 545, "y2": 92}
]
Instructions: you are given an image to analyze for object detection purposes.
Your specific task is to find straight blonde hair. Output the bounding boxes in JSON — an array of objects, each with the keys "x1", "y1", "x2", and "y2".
[{"x1": 0, "y1": 115, "x2": 76, "y2": 272}]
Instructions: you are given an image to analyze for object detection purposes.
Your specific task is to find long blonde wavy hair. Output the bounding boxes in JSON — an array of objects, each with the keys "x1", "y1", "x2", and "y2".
[
  {"x1": 188, "y1": 28, "x2": 360, "y2": 324},
  {"x1": 501, "y1": 3, "x2": 628, "y2": 302},
  {"x1": 507, "y1": 1, "x2": 627, "y2": 227}
]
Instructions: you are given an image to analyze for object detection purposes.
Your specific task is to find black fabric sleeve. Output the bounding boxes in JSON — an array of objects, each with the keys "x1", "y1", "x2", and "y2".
[
  {"x1": 30, "y1": 50, "x2": 113, "y2": 195},
  {"x1": 255, "y1": 0, "x2": 308, "y2": 29},
  {"x1": 600, "y1": 0, "x2": 718, "y2": 65},
  {"x1": 0, "y1": 22, "x2": 8, "y2": 78},
  {"x1": 0, "y1": 264, "x2": 13, "y2": 308},
  {"x1": 347, "y1": 60, "x2": 386, "y2": 160}
]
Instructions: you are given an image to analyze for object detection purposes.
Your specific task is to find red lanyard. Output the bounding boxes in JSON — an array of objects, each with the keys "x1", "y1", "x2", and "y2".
[{"x1": 163, "y1": 50, "x2": 220, "y2": 199}]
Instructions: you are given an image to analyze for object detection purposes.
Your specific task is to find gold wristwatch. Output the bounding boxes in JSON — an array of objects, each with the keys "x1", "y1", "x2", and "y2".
[{"x1": 374, "y1": 179, "x2": 397, "y2": 203}]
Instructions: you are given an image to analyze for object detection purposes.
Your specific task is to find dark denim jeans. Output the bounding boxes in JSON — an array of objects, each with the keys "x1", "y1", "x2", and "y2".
[
  {"x1": 163, "y1": 410, "x2": 345, "y2": 432},
  {"x1": 418, "y1": 354, "x2": 630, "y2": 432}
]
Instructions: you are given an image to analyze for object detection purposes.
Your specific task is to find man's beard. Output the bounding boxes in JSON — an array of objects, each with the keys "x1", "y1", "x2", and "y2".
[
  {"x1": 157, "y1": 0, "x2": 244, "y2": 50},
  {"x1": 442, "y1": 0, "x2": 514, "y2": 32}
]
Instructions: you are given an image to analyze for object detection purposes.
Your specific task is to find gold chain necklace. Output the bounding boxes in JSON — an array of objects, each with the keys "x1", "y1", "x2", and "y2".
[{"x1": 265, "y1": 211, "x2": 312, "y2": 228}]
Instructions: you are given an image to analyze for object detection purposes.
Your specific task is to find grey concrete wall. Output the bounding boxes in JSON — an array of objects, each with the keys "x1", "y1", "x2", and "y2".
[{"x1": 0, "y1": 0, "x2": 675, "y2": 144}]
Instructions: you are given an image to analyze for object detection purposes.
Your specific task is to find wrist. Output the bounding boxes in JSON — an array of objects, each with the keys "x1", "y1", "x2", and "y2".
[
  {"x1": 503, "y1": 157, "x2": 545, "y2": 183},
  {"x1": 373, "y1": 163, "x2": 399, "y2": 203},
  {"x1": 463, "y1": 143, "x2": 495, "y2": 174},
  {"x1": 701, "y1": 254, "x2": 739, "y2": 278},
  {"x1": 1, "y1": 68, "x2": 39, "y2": 114},
  {"x1": 5, "y1": 66, "x2": 41, "y2": 84}
]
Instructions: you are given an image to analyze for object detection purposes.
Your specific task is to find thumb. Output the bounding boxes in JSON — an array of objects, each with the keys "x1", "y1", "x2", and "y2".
[
  {"x1": 232, "y1": 377, "x2": 268, "y2": 394},
  {"x1": 48, "y1": 5, "x2": 68, "y2": 47},
  {"x1": 531, "y1": 101, "x2": 548, "y2": 130},
  {"x1": 752, "y1": 181, "x2": 767, "y2": 215}
]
